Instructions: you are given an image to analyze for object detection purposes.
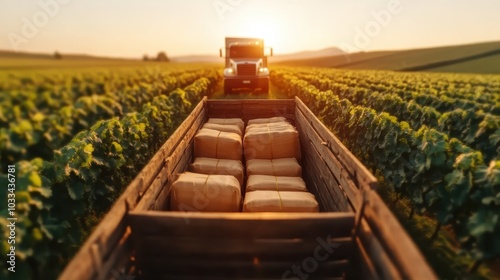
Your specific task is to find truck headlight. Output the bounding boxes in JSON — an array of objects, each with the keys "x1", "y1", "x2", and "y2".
[
  {"x1": 258, "y1": 67, "x2": 269, "y2": 75},
  {"x1": 224, "y1": 68, "x2": 235, "y2": 76}
]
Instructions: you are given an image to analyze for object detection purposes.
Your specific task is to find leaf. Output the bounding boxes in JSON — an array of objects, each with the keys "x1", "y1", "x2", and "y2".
[
  {"x1": 67, "y1": 181, "x2": 85, "y2": 200},
  {"x1": 111, "y1": 141, "x2": 123, "y2": 153},
  {"x1": 32, "y1": 112, "x2": 46, "y2": 122},
  {"x1": 83, "y1": 143, "x2": 94, "y2": 154},
  {"x1": 467, "y1": 209, "x2": 498, "y2": 237},
  {"x1": 482, "y1": 196, "x2": 496, "y2": 205},
  {"x1": 28, "y1": 171, "x2": 42, "y2": 188},
  {"x1": 490, "y1": 128, "x2": 500, "y2": 146}
]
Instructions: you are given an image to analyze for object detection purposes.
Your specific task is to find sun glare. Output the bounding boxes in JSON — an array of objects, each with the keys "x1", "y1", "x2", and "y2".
[{"x1": 235, "y1": 18, "x2": 283, "y2": 49}]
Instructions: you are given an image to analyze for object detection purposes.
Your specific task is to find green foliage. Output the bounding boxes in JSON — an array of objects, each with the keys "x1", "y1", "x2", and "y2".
[
  {"x1": 0, "y1": 159, "x2": 64, "y2": 280},
  {"x1": 0, "y1": 68, "x2": 217, "y2": 170},
  {"x1": 464, "y1": 161, "x2": 500, "y2": 261},
  {"x1": 289, "y1": 68, "x2": 500, "y2": 161},
  {"x1": 0, "y1": 67, "x2": 221, "y2": 279},
  {"x1": 272, "y1": 68, "x2": 500, "y2": 267}
]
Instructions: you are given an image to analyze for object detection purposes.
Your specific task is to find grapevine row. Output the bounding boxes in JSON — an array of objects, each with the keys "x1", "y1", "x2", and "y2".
[
  {"x1": 0, "y1": 68, "x2": 218, "y2": 170},
  {"x1": 276, "y1": 69, "x2": 500, "y2": 162},
  {"x1": 271, "y1": 70, "x2": 500, "y2": 269},
  {"x1": 290, "y1": 68, "x2": 500, "y2": 108},
  {"x1": 0, "y1": 72, "x2": 220, "y2": 279}
]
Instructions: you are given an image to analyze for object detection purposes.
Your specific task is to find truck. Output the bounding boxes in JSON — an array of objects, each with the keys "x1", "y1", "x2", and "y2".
[
  {"x1": 220, "y1": 37, "x2": 272, "y2": 95},
  {"x1": 60, "y1": 97, "x2": 437, "y2": 280}
]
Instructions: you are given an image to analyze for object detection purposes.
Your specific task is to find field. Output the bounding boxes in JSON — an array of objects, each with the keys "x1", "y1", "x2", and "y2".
[
  {"x1": 0, "y1": 55, "x2": 499, "y2": 279},
  {"x1": 276, "y1": 41, "x2": 500, "y2": 74},
  {"x1": 271, "y1": 67, "x2": 500, "y2": 279},
  {"x1": 0, "y1": 59, "x2": 222, "y2": 279}
]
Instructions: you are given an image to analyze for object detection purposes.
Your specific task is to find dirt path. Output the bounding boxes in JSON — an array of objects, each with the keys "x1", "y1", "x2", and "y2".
[{"x1": 208, "y1": 80, "x2": 289, "y2": 99}]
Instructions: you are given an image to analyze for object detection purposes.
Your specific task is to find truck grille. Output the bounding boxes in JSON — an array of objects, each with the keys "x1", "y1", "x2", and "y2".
[{"x1": 237, "y1": 64, "x2": 256, "y2": 76}]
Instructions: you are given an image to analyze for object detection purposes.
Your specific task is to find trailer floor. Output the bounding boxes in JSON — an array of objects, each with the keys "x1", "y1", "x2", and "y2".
[{"x1": 209, "y1": 80, "x2": 289, "y2": 99}]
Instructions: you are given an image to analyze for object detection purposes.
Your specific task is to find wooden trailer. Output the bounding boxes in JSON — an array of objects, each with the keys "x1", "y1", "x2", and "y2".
[{"x1": 60, "y1": 97, "x2": 436, "y2": 280}]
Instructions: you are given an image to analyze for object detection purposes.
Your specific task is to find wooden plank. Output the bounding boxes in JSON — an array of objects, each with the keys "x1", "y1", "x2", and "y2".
[
  {"x1": 355, "y1": 237, "x2": 380, "y2": 280},
  {"x1": 207, "y1": 106, "x2": 294, "y2": 113},
  {"x1": 302, "y1": 159, "x2": 339, "y2": 212},
  {"x1": 297, "y1": 117, "x2": 341, "y2": 212},
  {"x1": 59, "y1": 97, "x2": 208, "y2": 280},
  {"x1": 295, "y1": 97, "x2": 377, "y2": 191},
  {"x1": 296, "y1": 108, "x2": 356, "y2": 211},
  {"x1": 129, "y1": 212, "x2": 355, "y2": 239},
  {"x1": 207, "y1": 99, "x2": 296, "y2": 106},
  {"x1": 241, "y1": 108, "x2": 295, "y2": 115},
  {"x1": 139, "y1": 257, "x2": 348, "y2": 279},
  {"x1": 152, "y1": 149, "x2": 193, "y2": 211},
  {"x1": 302, "y1": 145, "x2": 343, "y2": 212},
  {"x1": 100, "y1": 227, "x2": 133, "y2": 280},
  {"x1": 239, "y1": 103, "x2": 295, "y2": 109},
  {"x1": 207, "y1": 99, "x2": 296, "y2": 123},
  {"x1": 243, "y1": 107, "x2": 294, "y2": 117},
  {"x1": 298, "y1": 118, "x2": 351, "y2": 212},
  {"x1": 205, "y1": 112, "x2": 295, "y2": 123},
  {"x1": 141, "y1": 276, "x2": 344, "y2": 280},
  {"x1": 208, "y1": 112, "x2": 295, "y2": 122},
  {"x1": 145, "y1": 277, "x2": 344, "y2": 280},
  {"x1": 134, "y1": 166, "x2": 168, "y2": 211},
  {"x1": 207, "y1": 103, "x2": 295, "y2": 114},
  {"x1": 295, "y1": 104, "x2": 359, "y2": 209},
  {"x1": 363, "y1": 191, "x2": 437, "y2": 280},
  {"x1": 358, "y1": 219, "x2": 401, "y2": 280},
  {"x1": 138, "y1": 236, "x2": 352, "y2": 260},
  {"x1": 297, "y1": 115, "x2": 341, "y2": 212},
  {"x1": 206, "y1": 99, "x2": 296, "y2": 119}
]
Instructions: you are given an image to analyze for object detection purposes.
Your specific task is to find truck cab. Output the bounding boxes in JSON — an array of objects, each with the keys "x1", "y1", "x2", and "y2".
[{"x1": 220, "y1": 37, "x2": 272, "y2": 94}]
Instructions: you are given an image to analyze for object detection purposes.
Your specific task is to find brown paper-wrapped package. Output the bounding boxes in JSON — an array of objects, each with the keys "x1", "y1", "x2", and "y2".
[
  {"x1": 190, "y1": 157, "x2": 244, "y2": 186},
  {"x1": 246, "y1": 175, "x2": 307, "y2": 192},
  {"x1": 244, "y1": 121, "x2": 294, "y2": 134},
  {"x1": 207, "y1": 118, "x2": 244, "y2": 133},
  {"x1": 170, "y1": 172, "x2": 241, "y2": 212},
  {"x1": 246, "y1": 158, "x2": 302, "y2": 177},
  {"x1": 247, "y1": 117, "x2": 287, "y2": 126},
  {"x1": 244, "y1": 122, "x2": 301, "y2": 160},
  {"x1": 202, "y1": 123, "x2": 242, "y2": 137},
  {"x1": 243, "y1": 191, "x2": 319, "y2": 212},
  {"x1": 194, "y1": 128, "x2": 242, "y2": 160}
]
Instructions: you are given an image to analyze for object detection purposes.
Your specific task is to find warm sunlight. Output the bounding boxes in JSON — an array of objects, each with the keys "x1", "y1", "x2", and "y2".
[
  {"x1": 234, "y1": 18, "x2": 283, "y2": 48},
  {"x1": 1, "y1": 1, "x2": 500, "y2": 280},
  {"x1": 2, "y1": 1, "x2": 499, "y2": 57}
]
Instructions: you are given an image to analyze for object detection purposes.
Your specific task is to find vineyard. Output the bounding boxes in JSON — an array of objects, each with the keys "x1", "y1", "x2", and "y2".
[
  {"x1": 1, "y1": 62, "x2": 500, "y2": 279},
  {"x1": 0, "y1": 65, "x2": 221, "y2": 279},
  {"x1": 271, "y1": 67, "x2": 500, "y2": 277}
]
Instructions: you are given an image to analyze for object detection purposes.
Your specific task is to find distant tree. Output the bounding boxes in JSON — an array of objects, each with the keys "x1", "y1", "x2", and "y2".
[
  {"x1": 54, "y1": 51, "x2": 62, "y2": 60},
  {"x1": 143, "y1": 54, "x2": 149, "y2": 61},
  {"x1": 156, "y1": 51, "x2": 169, "y2": 62}
]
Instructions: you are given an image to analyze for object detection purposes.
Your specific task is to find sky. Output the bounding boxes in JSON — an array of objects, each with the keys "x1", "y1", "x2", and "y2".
[{"x1": 1, "y1": 0, "x2": 499, "y2": 58}]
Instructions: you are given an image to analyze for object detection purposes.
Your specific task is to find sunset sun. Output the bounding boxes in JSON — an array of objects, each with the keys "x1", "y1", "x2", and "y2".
[{"x1": 237, "y1": 19, "x2": 282, "y2": 47}]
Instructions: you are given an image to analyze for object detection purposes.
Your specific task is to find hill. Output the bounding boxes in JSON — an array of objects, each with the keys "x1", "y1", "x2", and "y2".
[
  {"x1": 0, "y1": 47, "x2": 347, "y2": 67},
  {"x1": 276, "y1": 41, "x2": 500, "y2": 74},
  {"x1": 169, "y1": 47, "x2": 346, "y2": 63},
  {"x1": 2, "y1": 41, "x2": 500, "y2": 74},
  {"x1": 270, "y1": 47, "x2": 345, "y2": 62},
  {"x1": 0, "y1": 50, "x2": 146, "y2": 70}
]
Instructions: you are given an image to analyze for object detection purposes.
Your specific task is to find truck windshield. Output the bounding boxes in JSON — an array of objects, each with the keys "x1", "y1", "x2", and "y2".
[{"x1": 229, "y1": 46, "x2": 263, "y2": 58}]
